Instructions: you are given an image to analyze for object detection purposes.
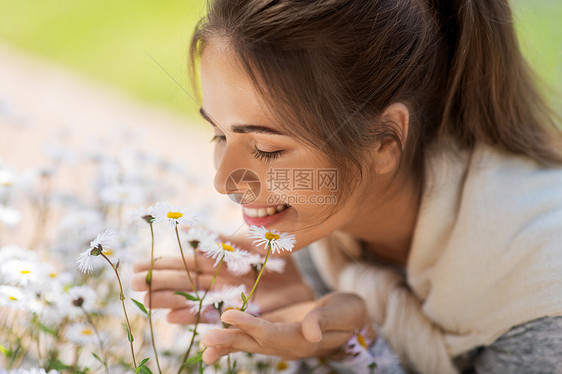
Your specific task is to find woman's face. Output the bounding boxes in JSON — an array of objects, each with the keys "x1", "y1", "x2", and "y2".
[{"x1": 199, "y1": 41, "x2": 376, "y2": 251}]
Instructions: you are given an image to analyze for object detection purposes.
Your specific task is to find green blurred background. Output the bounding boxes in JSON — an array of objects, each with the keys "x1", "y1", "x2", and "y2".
[{"x1": 0, "y1": 0, "x2": 560, "y2": 122}]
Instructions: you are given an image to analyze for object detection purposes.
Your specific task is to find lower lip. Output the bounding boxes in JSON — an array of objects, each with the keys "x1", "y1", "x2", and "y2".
[{"x1": 243, "y1": 207, "x2": 290, "y2": 227}]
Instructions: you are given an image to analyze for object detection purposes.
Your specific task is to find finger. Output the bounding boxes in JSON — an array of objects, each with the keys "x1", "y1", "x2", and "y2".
[
  {"x1": 166, "y1": 307, "x2": 218, "y2": 325},
  {"x1": 203, "y1": 324, "x2": 352, "y2": 360},
  {"x1": 202, "y1": 328, "x2": 279, "y2": 356},
  {"x1": 202, "y1": 346, "x2": 241, "y2": 365},
  {"x1": 133, "y1": 254, "x2": 219, "y2": 273},
  {"x1": 143, "y1": 291, "x2": 188, "y2": 309},
  {"x1": 261, "y1": 301, "x2": 317, "y2": 323},
  {"x1": 302, "y1": 293, "x2": 367, "y2": 342},
  {"x1": 131, "y1": 270, "x2": 194, "y2": 291},
  {"x1": 132, "y1": 270, "x2": 229, "y2": 292},
  {"x1": 133, "y1": 256, "x2": 190, "y2": 272}
]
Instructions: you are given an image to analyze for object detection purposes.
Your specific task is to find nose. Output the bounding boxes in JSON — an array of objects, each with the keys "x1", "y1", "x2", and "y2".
[
  {"x1": 214, "y1": 147, "x2": 262, "y2": 204},
  {"x1": 213, "y1": 144, "x2": 251, "y2": 195}
]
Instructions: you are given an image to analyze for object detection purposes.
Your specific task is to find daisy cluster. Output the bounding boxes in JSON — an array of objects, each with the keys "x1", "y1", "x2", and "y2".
[{"x1": 0, "y1": 110, "x2": 303, "y2": 373}]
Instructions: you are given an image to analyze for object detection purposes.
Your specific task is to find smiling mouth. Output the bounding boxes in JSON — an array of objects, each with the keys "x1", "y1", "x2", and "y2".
[{"x1": 243, "y1": 204, "x2": 290, "y2": 218}]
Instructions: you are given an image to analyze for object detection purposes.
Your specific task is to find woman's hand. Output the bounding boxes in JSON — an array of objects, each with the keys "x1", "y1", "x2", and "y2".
[
  {"x1": 201, "y1": 292, "x2": 371, "y2": 364},
  {"x1": 130, "y1": 234, "x2": 314, "y2": 323}
]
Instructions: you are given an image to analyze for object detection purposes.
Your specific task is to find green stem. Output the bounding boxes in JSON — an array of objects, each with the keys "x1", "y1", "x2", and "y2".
[
  {"x1": 178, "y1": 257, "x2": 224, "y2": 373},
  {"x1": 148, "y1": 223, "x2": 163, "y2": 374},
  {"x1": 101, "y1": 253, "x2": 137, "y2": 369},
  {"x1": 175, "y1": 225, "x2": 198, "y2": 297},
  {"x1": 80, "y1": 306, "x2": 109, "y2": 374},
  {"x1": 241, "y1": 244, "x2": 271, "y2": 311}
]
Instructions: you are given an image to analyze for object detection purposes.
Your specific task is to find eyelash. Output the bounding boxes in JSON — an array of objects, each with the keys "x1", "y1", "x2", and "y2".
[
  {"x1": 251, "y1": 146, "x2": 284, "y2": 163},
  {"x1": 210, "y1": 135, "x2": 284, "y2": 163},
  {"x1": 210, "y1": 135, "x2": 226, "y2": 143}
]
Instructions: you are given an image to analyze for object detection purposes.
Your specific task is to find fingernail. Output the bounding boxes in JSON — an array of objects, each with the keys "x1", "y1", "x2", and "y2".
[{"x1": 221, "y1": 309, "x2": 249, "y2": 325}]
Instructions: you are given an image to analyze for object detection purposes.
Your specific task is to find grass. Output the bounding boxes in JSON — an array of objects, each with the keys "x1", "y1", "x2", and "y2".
[
  {"x1": 0, "y1": 1, "x2": 559, "y2": 120},
  {"x1": 0, "y1": 1, "x2": 206, "y2": 120}
]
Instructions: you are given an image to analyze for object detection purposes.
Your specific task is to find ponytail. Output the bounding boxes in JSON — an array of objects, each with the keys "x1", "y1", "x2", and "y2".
[{"x1": 431, "y1": 0, "x2": 562, "y2": 164}]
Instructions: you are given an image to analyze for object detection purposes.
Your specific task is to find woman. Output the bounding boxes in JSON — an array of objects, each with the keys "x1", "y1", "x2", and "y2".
[{"x1": 132, "y1": 0, "x2": 562, "y2": 372}]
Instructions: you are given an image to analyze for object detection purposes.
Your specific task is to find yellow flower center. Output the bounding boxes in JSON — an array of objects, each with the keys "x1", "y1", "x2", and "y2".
[
  {"x1": 9, "y1": 296, "x2": 17, "y2": 301},
  {"x1": 265, "y1": 232, "x2": 280, "y2": 241},
  {"x1": 357, "y1": 333, "x2": 368, "y2": 349},
  {"x1": 167, "y1": 211, "x2": 183, "y2": 220},
  {"x1": 103, "y1": 248, "x2": 114, "y2": 256},
  {"x1": 276, "y1": 361, "x2": 289, "y2": 370},
  {"x1": 20, "y1": 270, "x2": 31, "y2": 275},
  {"x1": 49, "y1": 273, "x2": 57, "y2": 278},
  {"x1": 81, "y1": 328, "x2": 93, "y2": 336},
  {"x1": 221, "y1": 243, "x2": 234, "y2": 252}
]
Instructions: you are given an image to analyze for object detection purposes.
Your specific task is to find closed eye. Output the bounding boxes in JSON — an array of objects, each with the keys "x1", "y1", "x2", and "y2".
[
  {"x1": 251, "y1": 146, "x2": 284, "y2": 163},
  {"x1": 210, "y1": 135, "x2": 226, "y2": 143}
]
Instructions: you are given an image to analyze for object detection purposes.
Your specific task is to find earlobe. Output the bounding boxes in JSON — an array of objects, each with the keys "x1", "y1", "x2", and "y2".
[{"x1": 373, "y1": 102, "x2": 410, "y2": 174}]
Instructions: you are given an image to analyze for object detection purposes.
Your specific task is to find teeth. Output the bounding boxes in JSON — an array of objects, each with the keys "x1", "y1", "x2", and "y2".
[{"x1": 243, "y1": 204, "x2": 290, "y2": 218}]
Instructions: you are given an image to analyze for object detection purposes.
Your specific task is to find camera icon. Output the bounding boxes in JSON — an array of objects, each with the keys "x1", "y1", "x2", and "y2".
[{"x1": 224, "y1": 168, "x2": 261, "y2": 204}]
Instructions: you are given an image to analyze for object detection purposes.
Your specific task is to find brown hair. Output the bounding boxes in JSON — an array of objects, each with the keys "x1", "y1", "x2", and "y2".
[{"x1": 188, "y1": 0, "x2": 562, "y2": 195}]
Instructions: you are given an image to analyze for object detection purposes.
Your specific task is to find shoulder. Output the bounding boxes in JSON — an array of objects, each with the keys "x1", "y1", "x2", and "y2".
[{"x1": 468, "y1": 316, "x2": 562, "y2": 373}]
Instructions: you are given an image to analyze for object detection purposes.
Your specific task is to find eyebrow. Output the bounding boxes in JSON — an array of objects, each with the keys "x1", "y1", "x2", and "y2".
[{"x1": 199, "y1": 108, "x2": 285, "y2": 136}]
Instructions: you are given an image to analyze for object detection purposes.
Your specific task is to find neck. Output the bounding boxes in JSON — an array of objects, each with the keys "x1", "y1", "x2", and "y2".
[{"x1": 340, "y1": 173, "x2": 421, "y2": 266}]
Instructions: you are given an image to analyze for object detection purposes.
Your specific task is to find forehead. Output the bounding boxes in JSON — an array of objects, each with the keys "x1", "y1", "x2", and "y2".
[{"x1": 200, "y1": 41, "x2": 263, "y2": 110}]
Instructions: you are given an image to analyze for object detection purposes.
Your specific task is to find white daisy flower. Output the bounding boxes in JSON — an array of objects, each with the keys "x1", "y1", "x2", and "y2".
[
  {"x1": 185, "y1": 285, "x2": 241, "y2": 314},
  {"x1": 184, "y1": 226, "x2": 219, "y2": 251},
  {"x1": 186, "y1": 285, "x2": 260, "y2": 318},
  {"x1": 248, "y1": 226, "x2": 296, "y2": 254},
  {"x1": 0, "y1": 167, "x2": 16, "y2": 188},
  {"x1": 100, "y1": 183, "x2": 145, "y2": 206},
  {"x1": 0, "y1": 167, "x2": 17, "y2": 202},
  {"x1": 0, "y1": 205, "x2": 21, "y2": 227},
  {"x1": 38, "y1": 304, "x2": 66, "y2": 327},
  {"x1": 248, "y1": 253, "x2": 286, "y2": 273},
  {"x1": 60, "y1": 285, "x2": 98, "y2": 319},
  {"x1": 1, "y1": 259, "x2": 42, "y2": 287},
  {"x1": 0, "y1": 285, "x2": 40, "y2": 312},
  {"x1": 76, "y1": 229, "x2": 118, "y2": 273},
  {"x1": 41, "y1": 264, "x2": 74, "y2": 289},
  {"x1": 201, "y1": 242, "x2": 252, "y2": 276},
  {"x1": 0, "y1": 245, "x2": 38, "y2": 263},
  {"x1": 126, "y1": 205, "x2": 156, "y2": 226},
  {"x1": 64, "y1": 322, "x2": 100, "y2": 345},
  {"x1": 153, "y1": 202, "x2": 195, "y2": 227},
  {"x1": 271, "y1": 357, "x2": 300, "y2": 373}
]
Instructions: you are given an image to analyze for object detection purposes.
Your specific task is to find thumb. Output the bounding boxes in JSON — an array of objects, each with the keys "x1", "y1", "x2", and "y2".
[
  {"x1": 301, "y1": 292, "x2": 368, "y2": 343},
  {"x1": 301, "y1": 308, "x2": 325, "y2": 343}
]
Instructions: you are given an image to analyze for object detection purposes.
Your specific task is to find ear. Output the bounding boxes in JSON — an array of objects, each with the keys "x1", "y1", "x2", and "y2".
[{"x1": 373, "y1": 102, "x2": 409, "y2": 174}]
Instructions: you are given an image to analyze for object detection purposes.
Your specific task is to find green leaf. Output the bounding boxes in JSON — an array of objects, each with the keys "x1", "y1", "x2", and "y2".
[
  {"x1": 0, "y1": 344, "x2": 10, "y2": 357},
  {"x1": 185, "y1": 352, "x2": 203, "y2": 365},
  {"x1": 48, "y1": 359, "x2": 73, "y2": 370},
  {"x1": 132, "y1": 298, "x2": 148, "y2": 315},
  {"x1": 145, "y1": 269, "x2": 152, "y2": 285},
  {"x1": 92, "y1": 352, "x2": 103, "y2": 364},
  {"x1": 35, "y1": 320, "x2": 58, "y2": 336},
  {"x1": 122, "y1": 322, "x2": 134, "y2": 342},
  {"x1": 174, "y1": 291, "x2": 199, "y2": 301},
  {"x1": 240, "y1": 292, "x2": 247, "y2": 302},
  {"x1": 134, "y1": 358, "x2": 151, "y2": 374}
]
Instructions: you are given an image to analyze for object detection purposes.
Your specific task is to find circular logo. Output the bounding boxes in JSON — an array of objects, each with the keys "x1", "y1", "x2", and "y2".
[{"x1": 225, "y1": 168, "x2": 261, "y2": 204}]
